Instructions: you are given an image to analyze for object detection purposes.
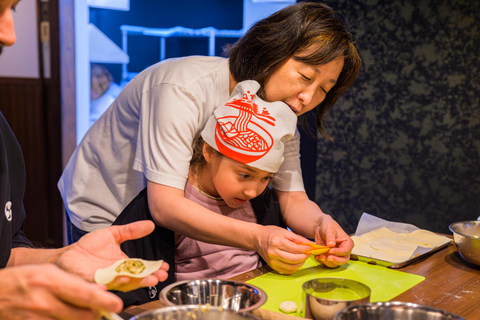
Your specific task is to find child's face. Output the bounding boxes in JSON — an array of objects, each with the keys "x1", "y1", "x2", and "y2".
[{"x1": 209, "y1": 155, "x2": 274, "y2": 209}]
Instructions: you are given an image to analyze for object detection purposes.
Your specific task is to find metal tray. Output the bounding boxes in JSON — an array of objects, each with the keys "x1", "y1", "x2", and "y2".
[{"x1": 350, "y1": 241, "x2": 452, "y2": 269}]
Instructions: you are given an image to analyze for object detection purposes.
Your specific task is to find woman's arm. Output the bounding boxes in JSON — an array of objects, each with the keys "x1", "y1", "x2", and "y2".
[
  {"x1": 276, "y1": 190, "x2": 354, "y2": 267},
  {"x1": 147, "y1": 181, "x2": 312, "y2": 274}
]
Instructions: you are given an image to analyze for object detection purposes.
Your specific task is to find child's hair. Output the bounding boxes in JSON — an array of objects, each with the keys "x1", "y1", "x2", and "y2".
[
  {"x1": 190, "y1": 136, "x2": 206, "y2": 170},
  {"x1": 190, "y1": 136, "x2": 220, "y2": 173}
]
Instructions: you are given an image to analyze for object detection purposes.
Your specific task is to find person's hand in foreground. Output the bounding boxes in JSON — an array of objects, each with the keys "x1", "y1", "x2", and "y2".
[
  {"x1": 312, "y1": 217, "x2": 354, "y2": 268},
  {"x1": 254, "y1": 225, "x2": 313, "y2": 275},
  {"x1": 0, "y1": 264, "x2": 122, "y2": 320},
  {"x1": 57, "y1": 220, "x2": 169, "y2": 292}
]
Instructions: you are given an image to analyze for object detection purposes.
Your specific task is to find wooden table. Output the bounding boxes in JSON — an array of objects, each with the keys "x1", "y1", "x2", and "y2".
[{"x1": 119, "y1": 241, "x2": 480, "y2": 319}]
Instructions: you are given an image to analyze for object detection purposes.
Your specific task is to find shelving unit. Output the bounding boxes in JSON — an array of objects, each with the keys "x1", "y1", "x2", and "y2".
[
  {"x1": 119, "y1": 25, "x2": 244, "y2": 84},
  {"x1": 74, "y1": 0, "x2": 294, "y2": 142}
]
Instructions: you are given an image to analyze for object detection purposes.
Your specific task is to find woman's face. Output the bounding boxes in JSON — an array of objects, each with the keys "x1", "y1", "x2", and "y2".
[
  {"x1": 0, "y1": 0, "x2": 20, "y2": 50},
  {"x1": 263, "y1": 56, "x2": 344, "y2": 116}
]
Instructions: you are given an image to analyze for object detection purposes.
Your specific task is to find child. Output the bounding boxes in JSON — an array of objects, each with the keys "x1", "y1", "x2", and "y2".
[{"x1": 112, "y1": 80, "x2": 299, "y2": 306}]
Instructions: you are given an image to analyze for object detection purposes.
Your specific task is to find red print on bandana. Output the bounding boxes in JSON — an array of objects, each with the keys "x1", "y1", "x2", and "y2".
[{"x1": 214, "y1": 91, "x2": 276, "y2": 164}]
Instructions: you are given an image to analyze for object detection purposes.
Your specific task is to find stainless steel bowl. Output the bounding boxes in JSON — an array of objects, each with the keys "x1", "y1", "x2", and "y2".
[
  {"x1": 302, "y1": 278, "x2": 371, "y2": 320},
  {"x1": 334, "y1": 301, "x2": 465, "y2": 320},
  {"x1": 159, "y1": 279, "x2": 267, "y2": 313},
  {"x1": 449, "y1": 220, "x2": 480, "y2": 266},
  {"x1": 129, "y1": 305, "x2": 261, "y2": 320}
]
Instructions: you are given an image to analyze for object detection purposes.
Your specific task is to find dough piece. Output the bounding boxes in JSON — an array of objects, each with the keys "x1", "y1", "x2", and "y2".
[
  {"x1": 369, "y1": 238, "x2": 417, "y2": 256},
  {"x1": 351, "y1": 227, "x2": 450, "y2": 263},
  {"x1": 368, "y1": 238, "x2": 417, "y2": 262},
  {"x1": 279, "y1": 300, "x2": 297, "y2": 313},
  {"x1": 352, "y1": 236, "x2": 413, "y2": 263},
  {"x1": 300, "y1": 243, "x2": 330, "y2": 255},
  {"x1": 94, "y1": 258, "x2": 163, "y2": 285},
  {"x1": 404, "y1": 229, "x2": 450, "y2": 248}
]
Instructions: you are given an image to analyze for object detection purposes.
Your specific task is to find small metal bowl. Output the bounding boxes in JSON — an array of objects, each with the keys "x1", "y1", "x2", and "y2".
[
  {"x1": 302, "y1": 278, "x2": 371, "y2": 320},
  {"x1": 159, "y1": 279, "x2": 267, "y2": 313},
  {"x1": 449, "y1": 220, "x2": 480, "y2": 267},
  {"x1": 129, "y1": 305, "x2": 261, "y2": 320},
  {"x1": 334, "y1": 301, "x2": 465, "y2": 319}
]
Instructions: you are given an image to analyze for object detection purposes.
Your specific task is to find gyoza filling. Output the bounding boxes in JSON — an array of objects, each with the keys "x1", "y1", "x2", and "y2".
[{"x1": 115, "y1": 259, "x2": 146, "y2": 274}]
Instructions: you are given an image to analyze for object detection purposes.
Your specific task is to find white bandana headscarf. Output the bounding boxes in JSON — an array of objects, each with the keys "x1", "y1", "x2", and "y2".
[{"x1": 201, "y1": 80, "x2": 297, "y2": 173}]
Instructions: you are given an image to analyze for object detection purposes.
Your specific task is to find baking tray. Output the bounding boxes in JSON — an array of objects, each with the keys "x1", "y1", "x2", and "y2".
[{"x1": 350, "y1": 240, "x2": 452, "y2": 269}]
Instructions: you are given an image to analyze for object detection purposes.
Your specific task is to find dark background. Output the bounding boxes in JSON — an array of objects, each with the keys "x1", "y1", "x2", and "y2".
[{"x1": 313, "y1": 0, "x2": 480, "y2": 234}]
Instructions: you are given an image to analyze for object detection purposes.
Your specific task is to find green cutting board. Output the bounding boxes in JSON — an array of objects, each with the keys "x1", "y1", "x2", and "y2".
[{"x1": 247, "y1": 257, "x2": 424, "y2": 318}]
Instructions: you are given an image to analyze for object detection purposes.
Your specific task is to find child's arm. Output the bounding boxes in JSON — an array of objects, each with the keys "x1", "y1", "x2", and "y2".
[{"x1": 147, "y1": 181, "x2": 312, "y2": 274}]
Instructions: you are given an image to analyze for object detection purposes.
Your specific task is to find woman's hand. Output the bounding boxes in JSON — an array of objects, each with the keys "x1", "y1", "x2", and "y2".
[
  {"x1": 57, "y1": 220, "x2": 169, "y2": 292},
  {"x1": 0, "y1": 264, "x2": 122, "y2": 320},
  {"x1": 312, "y1": 217, "x2": 354, "y2": 268},
  {"x1": 253, "y1": 225, "x2": 313, "y2": 274}
]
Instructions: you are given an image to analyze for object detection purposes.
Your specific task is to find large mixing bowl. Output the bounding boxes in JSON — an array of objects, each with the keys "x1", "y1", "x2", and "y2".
[
  {"x1": 159, "y1": 279, "x2": 267, "y2": 313},
  {"x1": 334, "y1": 301, "x2": 465, "y2": 320},
  {"x1": 129, "y1": 305, "x2": 261, "y2": 320},
  {"x1": 449, "y1": 220, "x2": 480, "y2": 266}
]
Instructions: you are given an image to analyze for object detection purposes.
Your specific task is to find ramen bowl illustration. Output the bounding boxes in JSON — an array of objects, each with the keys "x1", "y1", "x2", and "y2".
[{"x1": 214, "y1": 116, "x2": 273, "y2": 163}]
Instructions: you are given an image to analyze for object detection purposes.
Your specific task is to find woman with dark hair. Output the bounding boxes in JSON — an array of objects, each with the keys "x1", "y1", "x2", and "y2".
[
  {"x1": 59, "y1": 2, "x2": 361, "y2": 275},
  {"x1": 228, "y1": 2, "x2": 361, "y2": 138}
]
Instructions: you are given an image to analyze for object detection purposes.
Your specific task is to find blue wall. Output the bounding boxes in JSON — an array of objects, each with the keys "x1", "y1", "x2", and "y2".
[{"x1": 90, "y1": 0, "x2": 243, "y2": 83}]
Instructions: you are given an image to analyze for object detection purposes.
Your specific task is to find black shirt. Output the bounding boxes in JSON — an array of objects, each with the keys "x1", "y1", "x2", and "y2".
[{"x1": 0, "y1": 111, "x2": 32, "y2": 268}]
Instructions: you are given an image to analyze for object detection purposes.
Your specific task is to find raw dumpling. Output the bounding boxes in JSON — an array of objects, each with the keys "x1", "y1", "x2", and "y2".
[
  {"x1": 94, "y1": 258, "x2": 163, "y2": 285},
  {"x1": 301, "y1": 243, "x2": 330, "y2": 255}
]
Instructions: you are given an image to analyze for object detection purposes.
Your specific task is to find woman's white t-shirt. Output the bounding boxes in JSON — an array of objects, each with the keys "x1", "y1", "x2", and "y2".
[{"x1": 58, "y1": 56, "x2": 304, "y2": 232}]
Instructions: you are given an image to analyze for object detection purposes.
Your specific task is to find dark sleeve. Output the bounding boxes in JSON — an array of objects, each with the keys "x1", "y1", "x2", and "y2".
[
  {"x1": 11, "y1": 204, "x2": 33, "y2": 249},
  {"x1": 0, "y1": 111, "x2": 33, "y2": 268},
  {"x1": 111, "y1": 188, "x2": 176, "y2": 307},
  {"x1": 250, "y1": 186, "x2": 285, "y2": 266},
  {"x1": 251, "y1": 186, "x2": 285, "y2": 228}
]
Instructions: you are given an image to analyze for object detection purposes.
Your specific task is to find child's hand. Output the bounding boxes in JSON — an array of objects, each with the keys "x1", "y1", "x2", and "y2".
[
  {"x1": 313, "y1": 218, "x2": 354, "y2": 268},
  {"x1": 253, "y1": 225, "x2": 312, "y2": 274}
]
